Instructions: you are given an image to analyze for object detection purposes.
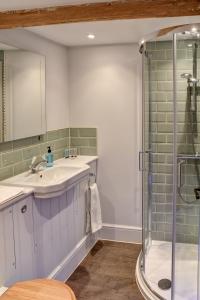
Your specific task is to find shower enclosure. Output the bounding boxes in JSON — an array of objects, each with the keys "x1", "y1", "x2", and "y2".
[{"x1": 136, "y1": 24, "x2": 200, "y2": 300}]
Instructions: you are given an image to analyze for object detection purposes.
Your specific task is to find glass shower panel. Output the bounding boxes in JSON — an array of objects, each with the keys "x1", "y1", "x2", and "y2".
[
  {"x1": 148, "y1": 39, "x2": 174, "y2": 299},
  {"x1": 174, "y1": 32, "x2": 200, "y2": 300},
  {"x1": 141, "y1": 48, "x2": 152, "y2": 271},
  {"x1": 142, "y1": 39, "x2": 174, "y2": 299}
]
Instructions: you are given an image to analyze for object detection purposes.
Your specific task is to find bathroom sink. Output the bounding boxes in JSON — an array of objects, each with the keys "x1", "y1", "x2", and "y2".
[
  {"x1": 24, "y1": 166, "x2": 82, "y2": 184},
  {"x1": 2, "y1": 164, "x2": 90, "y2": 198}
]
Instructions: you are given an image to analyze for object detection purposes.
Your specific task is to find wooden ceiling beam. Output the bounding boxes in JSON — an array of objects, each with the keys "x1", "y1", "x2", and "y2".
[{"x1": 0, "y1": 0, "x2": 200, "y2": 29}]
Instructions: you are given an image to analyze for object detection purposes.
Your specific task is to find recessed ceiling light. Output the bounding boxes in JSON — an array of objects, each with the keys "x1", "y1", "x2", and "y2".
[
  {"x1": 88, "y1": 34, "x2": 95, "y2": 39},
  {"x1": 191, "y1": 27, "x2": 197, "y2": 32},
  {"x1": 187, "y1": 43, "x2": 193, "y2": 47}
]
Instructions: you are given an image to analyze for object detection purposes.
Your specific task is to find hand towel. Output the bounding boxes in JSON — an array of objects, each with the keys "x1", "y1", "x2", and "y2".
[
  {"x1": 90, "y1": 183, "x2": 102, "y2": 233},
  {"x1": 0, "y1": 186, "x2": 24, "y2": 205},
  {"x1": 85, "y1": 188, "x2": 91, "y2": 234}
]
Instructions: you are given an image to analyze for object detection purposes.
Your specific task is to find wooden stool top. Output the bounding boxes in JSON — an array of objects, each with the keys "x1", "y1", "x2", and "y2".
[{"x1": 0, "y1": 279, "x2": 76, "y2": 300}]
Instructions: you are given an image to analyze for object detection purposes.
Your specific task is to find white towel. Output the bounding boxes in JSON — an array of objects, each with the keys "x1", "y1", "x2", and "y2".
[
  {"x1": 0, "y1": 186, "x2": 24, "y2": 205},
  {"x1": 90, "y1": 183, "x2": 102, "y2": 233},
  {"x1": 85, "y1": 188, "x2": 91, "y2": 234}
]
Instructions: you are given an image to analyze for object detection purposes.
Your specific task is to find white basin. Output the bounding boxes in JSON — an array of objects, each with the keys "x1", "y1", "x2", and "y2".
[
  {"x1": 2, "y1": 164, "x2": 90, "y2": 198},
  {"x1": 24, "y1": 166, "x2": 82, "y2": 184}
]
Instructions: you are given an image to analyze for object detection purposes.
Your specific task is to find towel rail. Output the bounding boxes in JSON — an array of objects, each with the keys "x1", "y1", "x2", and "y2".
[{"x1": 88, "y1": 172, "x2": 96, "y2": 186}]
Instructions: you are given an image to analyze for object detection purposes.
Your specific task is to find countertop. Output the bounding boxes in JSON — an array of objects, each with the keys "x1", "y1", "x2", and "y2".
[
  {"x1": 55, "y1": 155, "x2": 98, "y2": 166},
  {"x1": 0, "y1": 156, "x2": 98, "y2": 209}
]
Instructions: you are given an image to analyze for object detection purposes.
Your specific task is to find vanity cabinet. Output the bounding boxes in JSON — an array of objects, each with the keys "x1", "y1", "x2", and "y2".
[{"x1": 0, "y1": 158, "x2": 98, "y2": 287}]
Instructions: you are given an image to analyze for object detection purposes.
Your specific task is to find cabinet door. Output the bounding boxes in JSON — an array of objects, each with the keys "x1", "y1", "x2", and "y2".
[
  {"x1": 33, "y1": 197, "x2": 53, "y2": 277},
  {"x1": 13, "y1": 196, "x2": 36, "y2": 281},
  {"x1": 0, "y1": 205, "x2": 16, "y2": 287}
]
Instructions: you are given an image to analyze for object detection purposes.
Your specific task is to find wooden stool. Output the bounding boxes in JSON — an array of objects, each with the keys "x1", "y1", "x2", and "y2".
[{"x1": 0, "y1": 279, "x2": 76, "y2": 300}]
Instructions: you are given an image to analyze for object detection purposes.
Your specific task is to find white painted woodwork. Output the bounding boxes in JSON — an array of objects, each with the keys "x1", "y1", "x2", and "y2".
[
  {"x1": 0, "y1": 169, "x2": 97, "y2": 288},
  {"x1": 33, "y1": 176, "x2": 89, "y2": 279},
  {"x1": 13, "y1": 196, "x2": 37, "y2": 282},
  {"x1": 100, "y1": 223, "x2": 142, "y2": 243},
  {"x1": 0, "y1": 29, "x2": 70, "y2": 131},
  {"x1": 4, "y1": 51, "x2": 46, "y2": 141},
  {"x1": 0, "y1": 205, "x2": 16, "y2": 287},
  {"x1": 33, "y1": 187, "x2": 76, "y2": 277}
]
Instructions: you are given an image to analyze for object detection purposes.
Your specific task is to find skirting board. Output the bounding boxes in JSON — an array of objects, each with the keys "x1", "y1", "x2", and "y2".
[
  {"x1": 100, "y1": 223, "x2": 142, "y2": 243},
  {"x1": 48, "y1": 232, "x2": 99, "y2": 282},
  {"x1": 48, "y1": 224, "x2": 141, "y2": 282}
]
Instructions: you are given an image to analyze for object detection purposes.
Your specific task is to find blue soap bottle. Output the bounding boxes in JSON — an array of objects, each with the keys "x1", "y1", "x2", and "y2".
[{"x1": 46, "y1": 146, "x2": 54, "y2": 167}]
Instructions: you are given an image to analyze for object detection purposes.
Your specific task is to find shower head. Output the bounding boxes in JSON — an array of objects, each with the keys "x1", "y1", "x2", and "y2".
[
  {"x1": 181, "y1": 73, "x2": 192, "y2": 79},
  {"x1": 190, "y1": 78, "x2": 199, "y2": 83},
  {"x1": 181, "y1": 73, "x2": 199, "y2": 83},
  {"x1": 187, "y1": 42, "x2": 199, "y2": 48}
]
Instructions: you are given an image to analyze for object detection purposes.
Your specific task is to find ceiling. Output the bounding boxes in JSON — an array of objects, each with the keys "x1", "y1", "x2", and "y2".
[
  {"x1": 0, "y1": 42, "x2": 17, "y2": 50},
  {"x1": 0, "y1": 0, "x2": 113, "y2": 11},
  {"x1": 0, "y1": 1, "x2": 199, "y2": 47},
  {"x1": 28, "y1": 16, "x2": 200, "y2": 46}
]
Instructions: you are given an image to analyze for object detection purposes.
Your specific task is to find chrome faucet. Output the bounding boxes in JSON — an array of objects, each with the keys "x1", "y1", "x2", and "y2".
[{"x1": 30, "y1": 156, "x2": 47, "y2": 173}]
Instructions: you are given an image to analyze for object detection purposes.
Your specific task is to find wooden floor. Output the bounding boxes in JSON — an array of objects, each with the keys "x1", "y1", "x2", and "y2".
[{"x1": 66, "y1": 240, "x2": 144, "y2": 300}]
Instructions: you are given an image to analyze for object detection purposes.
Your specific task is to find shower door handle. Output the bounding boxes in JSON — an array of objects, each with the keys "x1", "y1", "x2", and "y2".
[
  {"x1": 139, "y1": 151, "x2": 143, "y2": 171},
  {"x1": 177, "y1": 159, "x2": 185, "y2": 189},
  {"x1": 139, "y1": 150, "x2": 150, "y2": 171}
]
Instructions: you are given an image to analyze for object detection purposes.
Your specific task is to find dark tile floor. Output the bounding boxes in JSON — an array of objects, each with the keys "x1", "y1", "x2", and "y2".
[{"x1": 66, "y1": 240, "x2": 144, "y2": 300}]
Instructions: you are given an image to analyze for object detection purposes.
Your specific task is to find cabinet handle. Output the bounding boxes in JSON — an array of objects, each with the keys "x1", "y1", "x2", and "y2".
[{"x1": 21, "y1": 205, "x2": 27, "y2": 214}]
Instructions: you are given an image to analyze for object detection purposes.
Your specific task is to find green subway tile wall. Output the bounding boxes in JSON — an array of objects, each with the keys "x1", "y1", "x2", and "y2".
[
  {"x1": 70, "y1": 128, "x2": 97, "y2": 156},
  {"x1": 147, "y1": 40, "x2": 200, "y2": 243},
  {"x1": 0, "y1": 128, "x2": 70, "y2": 181},
  {"x1": 0, "y1": 127, "x2": 97, "y2": 181}
]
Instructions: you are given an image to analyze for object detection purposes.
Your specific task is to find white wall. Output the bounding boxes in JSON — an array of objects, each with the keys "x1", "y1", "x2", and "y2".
[
  {"x1": 69, "y1": 44, "x2": 142, "y2": 230},
  {"x1": 0, "y1": 28, "x2": 69, "y2": 131},
  {"x1": 0, "y1": 29, "x2": 142, "y2": 236}
]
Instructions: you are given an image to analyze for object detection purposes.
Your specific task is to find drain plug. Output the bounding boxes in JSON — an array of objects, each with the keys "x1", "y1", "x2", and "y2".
[{"x1": 158, "y1": 279, "x2": 171, "y2": 290}]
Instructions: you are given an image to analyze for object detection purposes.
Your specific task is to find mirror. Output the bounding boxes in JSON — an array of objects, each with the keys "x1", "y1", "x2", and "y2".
[{"x1": 0, "y1": 42, "x2": 46, "y2": 143}]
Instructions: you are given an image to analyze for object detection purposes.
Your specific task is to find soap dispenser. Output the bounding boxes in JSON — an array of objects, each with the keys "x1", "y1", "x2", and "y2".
[{"x1": 46, "y1": 146, "x2": 54, "y2": 167}]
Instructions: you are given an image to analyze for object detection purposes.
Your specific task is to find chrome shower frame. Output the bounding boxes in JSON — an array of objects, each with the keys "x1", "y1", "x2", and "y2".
[
  {"x1": 137, "y1": 23, "x2": 200, "y2": 300},
  {"x1": 192, "y1": 42, "x2": 198, "y2": 112}
]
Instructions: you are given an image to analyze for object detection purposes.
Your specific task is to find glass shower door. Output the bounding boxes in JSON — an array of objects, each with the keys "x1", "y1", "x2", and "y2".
[
  {"x1": 141, "y1": 48, "x2": 152, "y2": 271},
  {"x1": 173, "y1": 31, "x2": 200, "y2": 300}
]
